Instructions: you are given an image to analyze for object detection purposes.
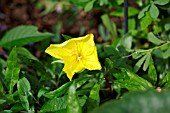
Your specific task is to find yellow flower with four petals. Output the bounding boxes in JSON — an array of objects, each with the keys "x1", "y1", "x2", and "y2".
[{"x1": 45, "y1": 34, "x2": 101, "y2": 80}]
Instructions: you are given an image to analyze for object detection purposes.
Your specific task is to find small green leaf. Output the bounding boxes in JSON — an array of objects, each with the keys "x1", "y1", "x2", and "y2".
[
  {"x1": 138, "y1": 5, "x2": 150, "y2": 19},
  {"x1": 143, "y1": 53, "x2": 151, "y2": 71},
  {"x1": 134, "y1": 54, "x2": 147, "y2": 72},
  {"x1": 67, "y1": 83, "x2": 82, "y2": 113},
  {"x1": 149, "y1": 3, "x2": 159, "y2": 19},
  {"x1": 37, "y1": 88, "x2": 48, "y2": 99},
  {"x1": 160, "y1": 71, "x2": 170, "y2": 88},
  {"x1": 44, "y1": 82, "x2": 72, "y2": 98},
  {"x1": 147, "y1": 32, "x2": 165, "y2": 45},
  {"x1": 84, "y1": 0, "x2": 96, "y2": 12},
  {"x1": 5, "y1": 47, "x2": 20, "y2": 94},
  {"x1": 154, "y1": 0, "x2": 170, "y2": 5},
  {"x1": 163, "y1": 47, "x2": 170, "y2": 59},
  {"x1": 164, "y1": 22, "x2": 170, "y2": 31},
  {"x1": 62, "y1": 34, "x2": 72, "y2": 40},
  {"x1": 148, "y1": 57, "x2": 157, "y2": 85},
  {"x1": 86, "y1": 83, "x2": 101, "y2": 111},
  {"x1": 101, "y1": 14, "x2": 113, "y2": 33},
  {"x1": 140, "y1": 11, "x2": 153, "y2": 30},
  {"x1": 17, "y1": 77, "x2": 31, "y2": 111},
  {"x1": 0, "y1": 25, "x2": 54, "y2": 48}
]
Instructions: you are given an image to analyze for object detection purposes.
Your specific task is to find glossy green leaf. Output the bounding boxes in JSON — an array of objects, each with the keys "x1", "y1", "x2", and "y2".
[
  {"x1": 17, "y1": 77, "x2": 31, "y2": 111},
  {"x1": 143, "y1": 53, "x2": 151, "y2": 71},
  {"x1": 149, "y1": 3, "x2": 159, "y2": 19},
  {"x1": 44, "y1": 82, "x2": 72, "y2": 98},
  {"x1": 67, "y1": 83, "x2": 82, "y2": 113},
  {"x1": 160, "y1": 71, "x2": 170, "y2": 88},
  {"x1": 74, "y1": 76, "x2": 92, "y2": 89},
  {"x1": 37, "y1": 88, "x2": 48, "y2": 99},
  {"x1": 113, "y1": 68, "x2": 153, "y2": 91},
  {"x1": 84, "y1": 0, "x2": 96, "y2": 12},
  {"x1": 0, "y1": 25, "x2": 54, "y2": 48},
  {"x1": 134, "y1": 54, "x2": 147, "y2": 72},
  {"x1": 154, "y1": 0, "x2": 170, "y2": 5},
  {"x1": 147, "y1": 32, "x2": 165, "y2": 45},
  {"x1": 41, "y1": 95, "x2": 67, "y2": 112},
  {"x1": 148, "y1": 57, "x2": 157, "y2": 85},
  {"x1": 41, "y1": 95, "x2": 87, "y2": 112},
  {"x1": 138, "y1": 5, "x2": 150, "y2": 19},
  {"x1": 5, "y1": 47, "x2": 20, "y2": 94},
  {"x1": 86, "y1": 83, "x2": 100, "y2": 111},
  {"x1": 91, "y1": 89, "x2": 170, "y2": 113},
  {"x1": 140, "y1": 12, "x2": 153, "y2": 30}
]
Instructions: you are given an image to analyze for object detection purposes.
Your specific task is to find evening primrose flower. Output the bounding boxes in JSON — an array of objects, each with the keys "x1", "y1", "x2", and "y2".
[{"x1": 45, "y1": 34, "x2": 101, "y2": 80}]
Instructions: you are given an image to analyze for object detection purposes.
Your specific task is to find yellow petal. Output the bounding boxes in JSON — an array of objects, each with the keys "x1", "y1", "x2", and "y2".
[
  {"x1": 81, "y1": 47, "x2": 102, "y2": 70},
  {"x1": 45, "y1": 38, "x2": 78, "y2": 59},
  {"x1": 63, "y1": 56, "x2": 85, "y2": 80}
]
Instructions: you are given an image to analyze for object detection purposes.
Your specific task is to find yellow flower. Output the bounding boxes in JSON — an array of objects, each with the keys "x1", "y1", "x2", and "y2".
[{"x1": 45, "y1": 34, "x2": 102, "y2": 80}]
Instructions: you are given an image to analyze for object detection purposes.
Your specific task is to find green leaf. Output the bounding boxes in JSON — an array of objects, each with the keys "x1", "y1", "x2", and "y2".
[
  {"x1": 134, "y1": 54, "x2": 147, "y2": 72},
  {"x1": 160, "y1": 71, "x2": 170, "y2": 88},
  {"x1": 41, "y1": 95, "x2": 87, "y2": 112},
  {"x1": 113, "y1": 68, "x2": 153, "y2": 91},
  {"x1": 149, "y1": 3, "x2": 159, "y2": 19},
  {"x1": 16, "y1": 47, "x2": 38, "y2": 60},
  {"x1": 128, "y1": 18, "x2": 136, "y2": 30},
  {"x1": 164, "y1": 22, "x2": 170, "y2": 31},
  {"x1": 37, "y1": 88, "x2": 48, "y2": 99},
  {"x1": 138, "y1": 5, "x2": 150, "y2": 19},
  {"x1": 99, "y1": 0, "x2": 109, "y2": 6},
  {"x1": 84, "y1": 0, "x2": 96, "y2": 12},
  {"x1": 154, "y1": 0, "x2": 170, "y2": 5},
  {"x1": 5, "y1": 47, "x2": 20, "y2": 94},
  {"x1": 0, "y1": 99, "x2": 6, "y2": 104},
  {"x1": 140, "y1": 11, "x2": 153, "y2": 30},
  {"x1": 86, "y1": 83, "x2": 100, "y2": 111},
  {"x1": 44, "y1": 82, "x2": 72, "y2": 98},
  {"x1": 67, "y1": 83, "x2": 82, "y2": 113},
  {"x1": 103, "y1": 46, "x2": 119, "y2": 57},
  {"x1": 41, "y1": 95, "x2": 67, "y2": 112},
  {"x1": 101, "y1": 14, "x2": 113, "y2": 33},
  {"x1": 17, "y1": 77, "x2": 31, "y2": 111},
  {"x1": 147, "y1": 32, "x2": 165, "y2": 45},
  {"x1": 62, "y1": 34, "x2": 72, "y2": 40},
  {"x1": 110, "y1": 7, "x2": 139, "y2": 17},
  {"x1": 91, "y1": 89, "x2": 170, "y2": 113},
  {"x1": 143, "y1": 53, "x2": 151, "y2": 71},
  {"x1": 0, "y1": 25, "x2": 54, "y2": 48},
  {"x1": 148, "y1": 57, "x2": 157, "y2": 85},
  {"x1": 163, "y1": 47, "x2": 170, "y2": 59}
]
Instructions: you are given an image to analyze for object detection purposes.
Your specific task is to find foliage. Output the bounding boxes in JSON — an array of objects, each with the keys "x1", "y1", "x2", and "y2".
[{"x1": 0, "y1": 0, "x2": 170, "y2": 113}]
